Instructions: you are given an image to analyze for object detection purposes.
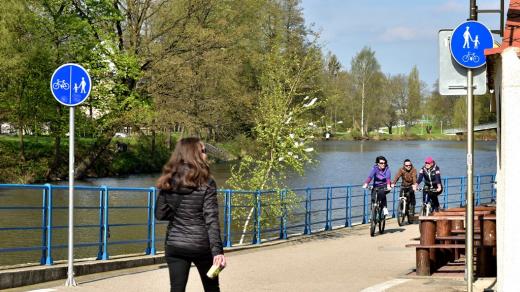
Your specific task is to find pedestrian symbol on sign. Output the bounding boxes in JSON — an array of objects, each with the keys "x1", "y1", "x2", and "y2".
[
  {"x1": 50, "y1": 63, "x2": 91, "y2": 106},
  {"x1": 462, "y1": 26, "x2": 481, "y2": 49},
  {"x1": 450, "y1": 21, "x2": 493, "y2": 69}
]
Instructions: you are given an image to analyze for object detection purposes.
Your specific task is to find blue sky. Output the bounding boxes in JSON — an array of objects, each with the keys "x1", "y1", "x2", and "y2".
[{"x1": 301, "y1": 0, "x2": 507, "y2": 91}]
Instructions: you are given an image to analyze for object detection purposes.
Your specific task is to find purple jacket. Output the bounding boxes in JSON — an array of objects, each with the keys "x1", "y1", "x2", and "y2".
[{"x1": 364, "y1": 165, "x2": 391, "y2": 188}]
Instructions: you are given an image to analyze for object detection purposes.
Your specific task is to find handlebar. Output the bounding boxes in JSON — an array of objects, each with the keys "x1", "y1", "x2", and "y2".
[
  {"x1": 364, "y1": 185, "x2": 391, "y2": 191},
  {"x1": 416, "y1": 186, "x2": 433, "y2": 192}
]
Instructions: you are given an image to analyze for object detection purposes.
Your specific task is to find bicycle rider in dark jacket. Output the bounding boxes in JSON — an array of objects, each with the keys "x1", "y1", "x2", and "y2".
[
  {"x1": 363, "y1": 156, "x2": 392, "y2": 216},
  {"x1": 391, "y1": 159, "x2": 417, "y2": 208},
  {"x1": 414, "y1": 156, "x2": 443, "y2": 211}
]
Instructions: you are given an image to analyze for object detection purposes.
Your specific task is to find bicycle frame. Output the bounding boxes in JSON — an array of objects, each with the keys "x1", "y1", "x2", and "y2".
[
  {"x1": 419, "y1": 186, "x2": 433, "y2": 216},
  {"x1": 399, "y1": 187, "x2": 413, "y2": 214}
]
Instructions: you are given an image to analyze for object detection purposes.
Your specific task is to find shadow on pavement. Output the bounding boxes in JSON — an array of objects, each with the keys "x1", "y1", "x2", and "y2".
[{"x1": 382, "y1": 228, "x2": 406, "y2": 234}]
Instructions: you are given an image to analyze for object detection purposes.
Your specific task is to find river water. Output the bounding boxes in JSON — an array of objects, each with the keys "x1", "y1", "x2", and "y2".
[
  {"x1": 0, "y1": 140, "x2": 497, "y2": 266},
  {"x1": 85, "y1": 140, "x2": 497, "y2": 188}
]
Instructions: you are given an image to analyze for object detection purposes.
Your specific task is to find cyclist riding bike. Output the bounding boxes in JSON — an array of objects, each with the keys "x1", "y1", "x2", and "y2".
[
  {"x1": 391, "y1": 159, "x2": 417, "y2": 208},
  {"x1": 414, "y1": 156, "x2": 443, "y2": 212},
  {"x1": 363, "y1": 156, "x2": 392, "y2": 216}
]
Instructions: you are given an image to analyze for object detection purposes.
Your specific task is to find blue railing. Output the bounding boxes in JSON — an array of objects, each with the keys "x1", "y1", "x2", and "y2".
[{"x1": 0, "y1": 174, "x2": 496, "y2": 266}]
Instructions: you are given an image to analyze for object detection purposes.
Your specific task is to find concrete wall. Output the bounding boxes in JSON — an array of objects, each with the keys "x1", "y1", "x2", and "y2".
[{"x1": 497, "y1": 46, "x2": 520, "y2": 292}]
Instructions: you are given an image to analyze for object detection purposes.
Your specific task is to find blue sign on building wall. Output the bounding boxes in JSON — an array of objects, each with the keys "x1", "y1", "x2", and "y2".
[
  {"x1": 50, "y1": 63, "x2": 91, "y2": 106},
  {"x1": 450, "y1": 21, "x2": 493, "y2": 69}
]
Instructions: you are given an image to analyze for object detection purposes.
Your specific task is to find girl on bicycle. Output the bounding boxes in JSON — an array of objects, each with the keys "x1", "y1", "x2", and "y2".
[
  {"x1": 414, "y1": 156, "x2": 443, "y2": 212},
  {"x1": 363, "y1": 156, "x2": 392, "y2": 215},
  {"x1": 391, "y1": 159, "x2": 417, "y2": 209}
]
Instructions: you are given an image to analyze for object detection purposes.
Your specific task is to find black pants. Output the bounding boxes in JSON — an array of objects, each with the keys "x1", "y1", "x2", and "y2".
[
  {"x1": 165, "y1": 246, "x2": 219, "y2": 292},
  {"x1": 423, "y1": 190, "x2": 441, "y2": 211},
  {"x1": 371, "y1": 187, "x2": 389, "y2": 208},
  {"x1": 400, "y1": 187, "x2": 416, "y2": 206}
]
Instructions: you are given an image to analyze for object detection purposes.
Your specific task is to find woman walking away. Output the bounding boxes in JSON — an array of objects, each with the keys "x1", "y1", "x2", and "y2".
[{"x1": 155, "y1": 137, "x2": 226, "y2": 292}]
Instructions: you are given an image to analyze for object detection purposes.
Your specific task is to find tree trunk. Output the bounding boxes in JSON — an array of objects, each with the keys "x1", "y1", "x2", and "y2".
[
  {"x1": 361, "y1": 83, "x2": 365, "y2": 136},
  {"x1": 18, "y1": 127, "x2": 25, "y2": 162},
  {"x1": 388, "y1": 125, "x2": 393, "y2": 135},
  {"x1": 151, "y1": 129, "x2": 156, "y2": 154},
  {"x1": 74, "y1": 130, "x2": 116, "y2": 179},
  {"x1": 168, "y1": 128, "x2": 173, "y2": 150}
]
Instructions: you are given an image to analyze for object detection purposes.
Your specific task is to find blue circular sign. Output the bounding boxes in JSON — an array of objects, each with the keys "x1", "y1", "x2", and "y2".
[
  {"x1": 50, "y1": 63, "x2": 91, "y2": 106},
  {"x1": 450, "y1": 21, "x2": 493, "y2": 69}
]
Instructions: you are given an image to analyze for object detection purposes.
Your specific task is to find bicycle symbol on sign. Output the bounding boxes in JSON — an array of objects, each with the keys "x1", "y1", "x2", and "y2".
[
  {"x1": 462, "y1": 51, "x2": 480, "y2": 63},
  {"x1": 52, "y1": 79, "x2": 70, "y2": 90}
]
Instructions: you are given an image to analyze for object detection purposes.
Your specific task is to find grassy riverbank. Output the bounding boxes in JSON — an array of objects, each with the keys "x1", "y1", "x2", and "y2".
[
  {"x1": 333, "y1": 131, "x2": 496, "y2": 141},
  {"x1": 332, "y1": 124, "x2": 496, "y2": 141},
  {"x1": 0, "y1": 135, "x2": 171, "y2": 184}
]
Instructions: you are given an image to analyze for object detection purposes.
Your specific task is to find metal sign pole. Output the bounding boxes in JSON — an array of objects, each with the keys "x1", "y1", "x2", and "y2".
[
  {"x1": 466, "y1": 2, "x2": 476, "y2": 290},
  {"x1": 65, "y1": 107, "x2": 77, "y2": 286},
  {"x1": 466, "y1": 68, "x2": 474, "y2": 292},
  {"x1": 50, "y1": 63, "x2": 90, "y2": 287}
]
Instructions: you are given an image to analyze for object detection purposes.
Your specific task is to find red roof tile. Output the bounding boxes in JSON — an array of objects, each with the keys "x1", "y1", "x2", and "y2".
[{"x1": 485, "y1": 0, "x2": 520, "y2": 56}]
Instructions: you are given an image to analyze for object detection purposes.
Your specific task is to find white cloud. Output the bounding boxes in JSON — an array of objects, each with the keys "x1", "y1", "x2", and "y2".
[
  {"x1": 434, "y1": 0, "x2": 501, "y2": 13},
  {"x1": 378, "y1": 26, "x2": 435, "y2": 42},
  {"x1": 436, "y1": 1, "x2": 465, "y2": 13}
]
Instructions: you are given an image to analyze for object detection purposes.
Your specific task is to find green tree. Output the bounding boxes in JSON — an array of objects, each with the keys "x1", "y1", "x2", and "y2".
[
  {"x1": 350, "y1": 47, "x2": 381, "y2": 136},
  {"x1": 425, "y1": 81, "x2": 457, "y2": 132},
  {"x1": 379, "y1": 74, "x2": 402, "y2": 134},
  {"x1": 226, "y1": 43, "x2": 322, "y2": 244},
  {"x1": 452, "y1": 96, "x2": 485, "y2": 129},
  {"x1": 405, "y1": 66, "x2": 422, "y2": 131}
]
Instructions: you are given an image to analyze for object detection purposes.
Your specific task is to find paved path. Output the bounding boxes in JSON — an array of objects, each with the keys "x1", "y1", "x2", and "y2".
[{"x1": 10, "y1": 220, "x2": 494, "y2": 291}]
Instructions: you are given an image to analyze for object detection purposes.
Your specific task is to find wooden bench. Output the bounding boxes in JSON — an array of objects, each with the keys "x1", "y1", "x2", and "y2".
[
  {"x1": 436, "y1": 234, "x2": 481, "y2": 241},
  {"x1": 408, "y1": 212, "x2": 496, "y2": 276},
  {"x1": 439, "y1": 206, "x2": 496, "y2": 212}
]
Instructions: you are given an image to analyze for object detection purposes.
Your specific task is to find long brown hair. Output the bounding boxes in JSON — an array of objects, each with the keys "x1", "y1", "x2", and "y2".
[{"x1": 156, "y1": 137, "x2": 211, "y2": 190}]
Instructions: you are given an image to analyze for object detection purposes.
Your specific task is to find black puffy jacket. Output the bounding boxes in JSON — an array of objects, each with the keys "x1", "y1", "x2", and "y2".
[{"x1": 155, "y1": 179, "x2": 223, "y2": 257}]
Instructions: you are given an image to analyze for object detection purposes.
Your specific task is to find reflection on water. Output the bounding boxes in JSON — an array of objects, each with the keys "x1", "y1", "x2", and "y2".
[{"x1": 0, "y1": 140, "x2": 496, "y2": 266}]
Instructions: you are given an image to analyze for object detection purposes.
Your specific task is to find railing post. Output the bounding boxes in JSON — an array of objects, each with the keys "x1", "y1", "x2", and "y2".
[
  {"x1": 147, "y1": 187, "x2": 157, "y2": 255},
  {"x1": 304, "y1": 188, "x2": 311, "y2": 235},
  {"x1": 40, "y1": 186, "x2": 47, "y2": 265},
  {"x1": 392, "y1": 187, "x2": 397, "y2": 218},
  {"x1": 329, "y1": 187, "x2": 333, "y2": 229},
  {"x1": 325, "y1": 187, "x2": 331, "y2": 230},
  {"x1": 253, "y1": 190, "x2": 261, "y2": 244},
  {"x1": 443, "y1": 178, "x2": 449, "y2": 209},
  {"x1": 476, "y1": 175, "x2": 481, "y2": 205},
  {"x1": 460, "y1": 177, "x2": 465, "y2": 207},
  {"x1": 362, "y1": 188, "x2": 368, "y2": 224},
  {"x1": 145, "y1": 188, "x2": 152, "y2": 255},
  {"x1": 97, "y1": 187, "x2": 105, "y2": 260},
  {"x1": 279, "y1": 189, "x2": 288, "y2": 239},
  {"x1": 224, "y1": 190, "x2": 232, "y2": 247},
  {"x1": 43, "y1": 184, "x2": 53, "y2": 265},
  {"x1": 345, "y1": 186, "x2": 352, "y2": 227},
  {"x1": 101, "y1": 186, "x2": 109, "y2": 260}
]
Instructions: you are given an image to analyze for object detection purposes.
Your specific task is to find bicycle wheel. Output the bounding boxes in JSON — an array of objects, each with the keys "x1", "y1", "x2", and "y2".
[
  {"x1": 370, "y1": 205, "x2": 377, "y2": 237},
  {"x1": 397, "y1": 199, "x2": 405, "y2": 226},
  {"x1": 379, "y1": 209, "x2": 386, "y2": 234}
]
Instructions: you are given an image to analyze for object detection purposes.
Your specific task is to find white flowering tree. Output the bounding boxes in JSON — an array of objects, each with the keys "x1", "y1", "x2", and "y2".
[{"x1": 227, "y1": 45, "x2": 322, "y2": 244}]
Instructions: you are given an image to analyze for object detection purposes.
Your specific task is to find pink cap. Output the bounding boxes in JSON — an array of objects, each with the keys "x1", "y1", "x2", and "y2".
[{"x1": 424, "y1": 156, "x2": 433, "y2": 164}]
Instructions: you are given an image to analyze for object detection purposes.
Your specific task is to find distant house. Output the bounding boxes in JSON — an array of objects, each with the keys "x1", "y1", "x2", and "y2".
[{"x1": 0, "y1": 123, "x2": 15, "y2": 135}]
